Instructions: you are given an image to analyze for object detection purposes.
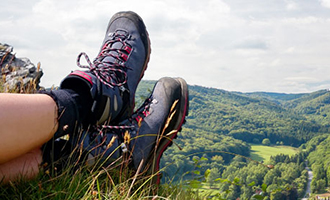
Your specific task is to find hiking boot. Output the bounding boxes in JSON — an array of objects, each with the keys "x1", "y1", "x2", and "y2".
[
  {"x1": 73, "y1": 77, "x2": 189, "y2": 184},
  {"x1": 60, "y1": 11, "x2": 151, "y2": 125}
]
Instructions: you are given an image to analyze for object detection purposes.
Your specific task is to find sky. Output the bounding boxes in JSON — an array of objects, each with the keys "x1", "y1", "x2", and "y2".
[{"x1": 1, "y1": 0, "x2": 330, "y2": 93}]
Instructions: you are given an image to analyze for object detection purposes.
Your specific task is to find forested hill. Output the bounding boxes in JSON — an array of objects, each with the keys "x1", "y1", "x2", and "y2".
[{"x1": 136, "y1": 80, "x2": 330, "y2": 147}]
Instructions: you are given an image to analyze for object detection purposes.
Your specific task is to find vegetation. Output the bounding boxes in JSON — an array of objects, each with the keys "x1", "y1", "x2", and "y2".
[
  {"x1": 216, "y1": 154, "x2": 307, "y2": 200},
  {"x1": 0, "y1": 154, "x2": 198, "y2": 199},
  {"x1": 249, "y1": 144, "x2": 299, "y2": 162},
  {"x1": 306, "y1": 134, "x2": 330, "y2": 194},
  {"x1": 187, "y1": 85, "x2": 330, "y2": 147},
  {"x1": 137, "y1": 81, "x2": 330, "y2": 199},
  {"x1": 261, "y1": 138, "x2": 271, "y2": 146},
  {"x1": 3, "y1": 79, "x2": 330, "y2": 199},
  {"x1": 138, "y1": 81, "x2": 330, "y2": 148}
]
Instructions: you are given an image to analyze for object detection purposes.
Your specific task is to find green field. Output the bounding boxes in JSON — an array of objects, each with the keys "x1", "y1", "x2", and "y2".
[{"x1": 249, "y1": 144, "x2": 299, "y2": 163}]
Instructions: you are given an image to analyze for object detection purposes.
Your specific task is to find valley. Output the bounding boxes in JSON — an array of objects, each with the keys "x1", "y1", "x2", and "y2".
[{"x1": 136, "y1": 80, "x2": 330, "y2": 199}]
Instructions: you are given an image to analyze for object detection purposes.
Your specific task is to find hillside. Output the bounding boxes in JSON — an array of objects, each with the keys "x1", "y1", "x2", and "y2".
[
  {"x1": 245, "y1": 90, "x2": 330, "y2": 125},
  {"x1": 238, "y1": 91, "x2": 307, "y2": 104},
  {"x1": 136, "y1": 80, "x2": 330, "y2": 147},
  {"x1": 3, "y1": 44, "x2": 329, "y2": 199},
  {"x1": 134, "y1": 80, "x2": 330, "y2": 187},
  {"x1": 1, "y1": 79, "x2": 329, "y2": 199}
]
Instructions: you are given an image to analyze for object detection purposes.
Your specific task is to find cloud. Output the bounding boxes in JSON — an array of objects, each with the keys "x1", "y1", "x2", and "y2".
[
  {"x1": 320, "y1": 0, "x2": 330, "y2": 8},
  {"x1": 233, "y1": 37, "x2": 269, "y2": 50},
  {"x1": 285, "y1": 1, "x2": 299, "y2": 11},
  {"x1": 1, "y1": 0, "x2": 330, "y2": 93}
]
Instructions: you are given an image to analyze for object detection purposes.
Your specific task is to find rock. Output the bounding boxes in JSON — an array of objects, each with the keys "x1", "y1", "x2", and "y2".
[{"x1": 0, "y1": 43, "x2": 43, "y2": 93}]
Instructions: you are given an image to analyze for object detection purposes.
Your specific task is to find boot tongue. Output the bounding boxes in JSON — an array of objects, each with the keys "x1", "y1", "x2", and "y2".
[
  {"x1": 104, "y1": 29, "x2": 130, "y2": 63},
  {"x1": 102, "y1": 40, "x2": 124, "y2": 64},
  {"x1": 97, "y1": 39, "x2": 127, "y2": 86}
]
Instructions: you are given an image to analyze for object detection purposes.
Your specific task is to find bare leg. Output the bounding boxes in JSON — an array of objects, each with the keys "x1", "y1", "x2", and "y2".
[
  {"x1": 0, "y1": 148, "x2": 42, "y2": 183},
  {"x1": 0, "y1": 93, "x2": 58, "y2": 164}
]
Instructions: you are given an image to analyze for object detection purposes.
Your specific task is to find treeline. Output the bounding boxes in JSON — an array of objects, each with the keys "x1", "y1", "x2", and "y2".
[
  {"x1": 135, "y1": 80, "x2": 330, "y2": 197},
  {"x1": 160, "y1": 128, "x2": 251, "y2": 182},
  {"x1": 287, "y1": 90, "x2": 330, "y2": 126},
  {"x1": 136, "y1": 81, "x2": 330, "y2": 147},
  {"x1": 305, "y1": 134, "x2": 330, "y2": 193},
  {"x1": 187, "y1": 85, "x2": 330, "y2": 147},
  {"x1": 161, "y1": 151, "x2": 308, "y2": 199},
  {"x1": 216, "y1": 153, "x2": 308, "y2": 200}
]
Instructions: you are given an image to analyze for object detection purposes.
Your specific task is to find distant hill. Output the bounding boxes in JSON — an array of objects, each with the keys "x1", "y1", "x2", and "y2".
[
  {"x1": 136, "y1": 80, "x2": 330, "y2": 147},
  {"x1": 244, "y1": 89, "x2": 330, "y2": 126},
  {"x1": 240, "y1": 91, "x2": 307, "y2": 104}
]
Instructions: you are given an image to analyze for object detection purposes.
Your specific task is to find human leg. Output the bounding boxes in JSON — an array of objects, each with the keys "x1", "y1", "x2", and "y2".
[
  {"x1": 0, "y1": 148, "x2": 42, "y2": 183},
  {"x1": 0, "y1": 10, "x2": 151, "y2": 182},
  {"x1": 0, "y1": 138, "x2": 71, "y2": 184},
  {"x1": 0, "y1": 93, "x2": 58, "y2": 163}
]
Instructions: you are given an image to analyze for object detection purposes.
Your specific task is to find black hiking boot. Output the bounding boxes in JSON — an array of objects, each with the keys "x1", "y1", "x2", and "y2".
[
  {"x1": 73, "y1": 77, "x2": 189, "y2": 184},
  {"x1": 60, "y1": 11, "x2": 151, "y2": 126}
]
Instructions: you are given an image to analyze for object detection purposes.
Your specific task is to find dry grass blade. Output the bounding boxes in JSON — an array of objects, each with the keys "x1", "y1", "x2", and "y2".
[
  {"x1": 170, "y1": 99, "x2": 179, "y2": 113},
  {"x1": 160, "y1": 99, "x2": 179, "y2": 138},
  {"x1": 165, "y1": 130, "x2": 178, "y2": 137},
  {"x1": 126, "y1": 159, "x2": 144, "y2": 199},
  {"x1": 37, "y1": 62, "x2": 41, "y2": 72},
  {"x1": 124, "y1": 130, "x2": 131, "y2": 145},
  {"x1": 107, "y1": 135, "x2": 117, "y2": 149}
]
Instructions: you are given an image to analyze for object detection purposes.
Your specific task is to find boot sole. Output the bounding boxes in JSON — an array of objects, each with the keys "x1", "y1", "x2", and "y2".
[{"x1": 147, "y1": 77, "x2": 189, "y2": 184}]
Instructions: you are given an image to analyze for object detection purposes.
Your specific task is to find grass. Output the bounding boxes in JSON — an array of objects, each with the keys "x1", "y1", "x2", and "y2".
[
  {"x1": 0, "y1": 132, "x2": 197, "y2": 199},
  {"x1": 0, "y1": 74, "x2": 302, "y2": 199},
  {"x1": 249, "y1": 144, "x2": 299, "y2": 163},
  {"x1": 0, "y1": 161, "x2": 191, "y2": 199},
  {"x1": 0, "y1": 145, "x2": 209, "y2": 199},
  {"x1": 0, "y1": 78, "x2": 200, "y2": 199}
]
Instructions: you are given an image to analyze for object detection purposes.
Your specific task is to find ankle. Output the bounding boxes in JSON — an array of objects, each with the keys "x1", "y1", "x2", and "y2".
[{"x1": 40, "y1": 89, "x2": 82, "y2": 138}]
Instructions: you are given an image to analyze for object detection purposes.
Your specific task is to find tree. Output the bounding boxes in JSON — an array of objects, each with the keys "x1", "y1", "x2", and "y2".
[
  {"x1": 327, "y1": 166, "x2": 330, "y2": 186},
  {"x1": 206, "y1": 168, "x2": 220, "y2": 188},
  {"x1": 240, "y1": 185, "x2": 253, "y2": 200},
  {"x1": 211, "y1": 155, "x2": 224, "y2": 163},
  {"x1": 263, "y1": 170, "x2": 276, "y2": 185},
  {"x1": 283, "y1": 186, "x2": 298, "y2": 200},
  {"x1": 262, "y1": 138, "x2": 271, "y2": 146},
  {"x1": 310, "y1": 178, "x2": 326, "y2": 193},
  {"x1": 270, "y1": 190, "x2": 284, "y2": 200},
  {"x1": 312, "y1": 164, "x2": 326, "y2": 180},
  {"x1": 253, "y1": 138, "x2": 260, "y2": 144}
]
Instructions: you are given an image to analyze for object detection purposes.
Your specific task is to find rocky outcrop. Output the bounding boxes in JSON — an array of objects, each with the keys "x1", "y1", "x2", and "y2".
[{"x1": 0, "y1": 43, "x2": 43, "y2": 92}]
